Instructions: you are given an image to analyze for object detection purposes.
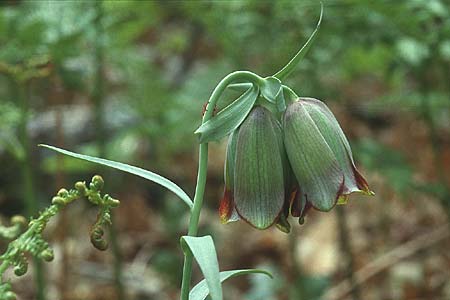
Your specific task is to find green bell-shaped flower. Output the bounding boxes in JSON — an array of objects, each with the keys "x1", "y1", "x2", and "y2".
[
  {"x1": 283, "y1": 98, "x2": 373, "y2": 213},
  {"x1": 220, "y1": 106, "x2": 286, "y2": 229}
]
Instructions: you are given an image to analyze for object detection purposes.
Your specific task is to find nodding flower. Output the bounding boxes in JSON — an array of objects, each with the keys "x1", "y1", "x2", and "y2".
[
  {"x1": 220, "y1": 106, "x2": 285, "y2": 230},
  {"x1": 283, "y1": 98, "x2": 373, "y2": 222},
  {"x1": 219, "y1": 99, "x2": 373, "y2": 233}
]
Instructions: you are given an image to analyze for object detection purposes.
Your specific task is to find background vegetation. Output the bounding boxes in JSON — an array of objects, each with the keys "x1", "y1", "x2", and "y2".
[{"x1": 0, "y1": 1, "x2": 449, "y2": 299}]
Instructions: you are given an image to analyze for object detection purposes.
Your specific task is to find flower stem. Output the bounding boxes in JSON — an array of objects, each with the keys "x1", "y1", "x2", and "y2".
[{"x1": 179, "y1": 71, "x2": 262, "y2": 300}]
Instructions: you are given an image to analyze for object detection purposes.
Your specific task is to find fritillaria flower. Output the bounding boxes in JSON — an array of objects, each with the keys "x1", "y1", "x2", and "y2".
[
  {"x1": 283, "y1": 98, "x2": 373, "y2": 215},
  {"x1": 219, "y1": 98, "x2": 373, "y2": 232},
  {"x1": 220, "y1": 106, "x2": 286, "y2": 229}
]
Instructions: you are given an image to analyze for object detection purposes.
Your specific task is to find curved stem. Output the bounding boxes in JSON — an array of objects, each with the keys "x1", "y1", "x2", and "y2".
[{"x1": 180, "y1": 71, "x2": 262, "y2": 300}]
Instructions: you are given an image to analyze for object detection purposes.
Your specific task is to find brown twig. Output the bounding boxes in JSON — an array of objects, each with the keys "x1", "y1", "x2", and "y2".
[{"x1": 323, "y1": 224, "x2": 450, "y2": 300}]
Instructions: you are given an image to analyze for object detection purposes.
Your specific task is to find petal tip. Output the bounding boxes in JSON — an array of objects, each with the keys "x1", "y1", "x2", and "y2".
[
  {"x1": 337, "y1": 194, "x2": 349, "y2": 205},
  {"x1": 219, "y1": 188, "x2": 234, "y2": 223}
]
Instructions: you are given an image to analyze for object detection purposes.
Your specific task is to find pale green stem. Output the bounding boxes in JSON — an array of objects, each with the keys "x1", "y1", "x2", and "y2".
[{"x1": 180, "y1": 71, "x2": 263, "y2": 300}]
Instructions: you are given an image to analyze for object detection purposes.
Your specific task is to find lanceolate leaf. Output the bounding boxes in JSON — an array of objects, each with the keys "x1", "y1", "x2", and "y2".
[
  {"x1": 190, "y1": 269, "x2": 272, "y2": 300},
  {"x1": 195, "y1": 85, "x2": 259, "y2": 143},
  {"x1": 181, "y1": 236, "x2": 222, "y2": 300},
  {"x1": 39, "y1": 145, "x2": 193, "y2": 209},
  {"x1": 273, "y1": 2, "x2": 323, "y2": 81}
]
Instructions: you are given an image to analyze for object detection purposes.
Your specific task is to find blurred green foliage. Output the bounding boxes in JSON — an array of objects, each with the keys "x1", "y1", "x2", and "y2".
[{"x1": 0, "y1": 0, "x2": 449, "y2": 299}]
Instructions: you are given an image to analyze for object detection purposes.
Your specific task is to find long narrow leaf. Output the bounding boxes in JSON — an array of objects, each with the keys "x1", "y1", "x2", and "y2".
[
  {"x1": 39, "y1": 144, "x2": 193, "y2": 209},
  {"x1": 195, "y1": 85, "x2": 259, "y2": 143},
  {"x1": 181, "y1": 236, "x2": 222, "y2": 300},
  {"x1": 273, "y1": 2, "x2": 323, "y2": 80},
  {"x1": 190, "y1": 269, "x2": 272, "y2": 300}
]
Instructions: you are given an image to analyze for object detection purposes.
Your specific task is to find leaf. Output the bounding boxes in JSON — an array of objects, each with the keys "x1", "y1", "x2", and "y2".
[
  {"x1": 260, "y1": 76, "x2": 282, "y2": 103},
  {"x1": 195, "y1": 85, "x2": 259, "y2": 143},
  {"x1": 273, "y1": 2, "x2": 323, "y2": 80},
  {"x1": 190, "y1": 269, "x2": 272, "y2": 300},
  {"x1": 39, "y1": 145, "x2": 193, "y2": 209},
  {"x1": 181, "y1": 236, "x2": 222, "y2": 300}
]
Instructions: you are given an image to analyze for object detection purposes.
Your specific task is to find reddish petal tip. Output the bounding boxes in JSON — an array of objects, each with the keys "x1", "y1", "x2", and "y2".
[
  {"x1": 353, "y1": 166, "x2": 374, "y2": 196},
  {"x1": 219, "y1": 188, "x2": 234, "y2": 224}
]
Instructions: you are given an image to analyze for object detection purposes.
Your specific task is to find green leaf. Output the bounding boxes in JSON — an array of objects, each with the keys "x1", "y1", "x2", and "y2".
[
  {"x1": 39, "y1": 144, "x2": 193, "y2": 209},
  {"x1": 260, "y1": 77, "x2": 282, "y2": 103},
  {"x1": 195, "y1": 85, "x2": 259, "y2": 143},
  {"x1": 273, "y1": 2, "x2": 323, "y2": 80},
  {"x1": 181, "y1": 236, "x2": 222, "y2": 300},
  {"x1": 190, "y1": 269, "x2": 272, "y2": 300}
]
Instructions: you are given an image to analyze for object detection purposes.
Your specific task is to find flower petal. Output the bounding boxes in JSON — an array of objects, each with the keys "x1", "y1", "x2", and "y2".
[
  {"x1": 220, "y1": 130, "x2": 240, "y2": 223},
  {"x1": 301, "y1": 98, "x2": 373, "y2": 195},
  {"x1": 219, "y1": 188, "x2": 239, "y2": 223},
  {"x1": 283, "y1": 101, "x2": 344, "y2": 211},
  {"x1": 234, "y1": 106, "x2": 285, "y2": 229}
]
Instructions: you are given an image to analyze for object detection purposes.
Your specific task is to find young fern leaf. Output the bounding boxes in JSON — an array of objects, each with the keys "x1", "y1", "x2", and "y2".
[
  {"x1": 272, "y1": 2, "x2": 323, "y2": 81},
  {"x1": 0, "y1": 216, "x2": 27, "y2": 241},
  {"x1": 0, "y1": 176, "x2": 120, "y2": 300}
]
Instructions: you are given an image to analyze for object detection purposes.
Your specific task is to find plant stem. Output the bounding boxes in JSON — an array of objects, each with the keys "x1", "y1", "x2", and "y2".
[
  {"x1": 16, "y1": 80, "x2": 46, "y2": 300},
  {"x1": 179, "y1": 71, "x2": 263, "y2": 300}
]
